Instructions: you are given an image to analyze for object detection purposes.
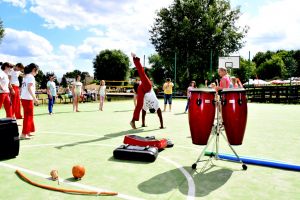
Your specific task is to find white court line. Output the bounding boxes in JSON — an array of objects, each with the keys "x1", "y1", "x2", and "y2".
[
  {"x1": 8, "y1": 142, "x2": 196, "y2": 200},
  {"x1": 160, "y1": 156, "x2": 195, "y2": 200},
  {"x1": 0, "y1": 162, "x2": 144, "y2": 200}
]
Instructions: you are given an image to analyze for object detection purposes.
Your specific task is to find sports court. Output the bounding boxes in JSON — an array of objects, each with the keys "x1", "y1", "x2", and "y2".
[{"x1": 1, "y1": 99, "x2": 300, "y2": 200}]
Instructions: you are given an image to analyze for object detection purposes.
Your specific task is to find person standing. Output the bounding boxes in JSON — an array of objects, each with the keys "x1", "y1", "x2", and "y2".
[
  {"x1": 72, "y1": 75, "x2": 83, "y2": 112},
  {"x1": 98, "y1": 80, "x2": 106, "y2": 111},
  {"x1": 0, "y1": 62, "x2": 13, "y2": 118},
  {"x1": 46, "y1": 74, "x2": 57, "y2": 115},
  {"x1": 20, "y1": 63, "x2": 39, "y2": 139},
  {"x1": 217, "y1": 66, "x2": 231, "y2": 90},
  {"x1": 9, "y1": 63, "x2": 24, "y2": 119},
  {"x1": 130, "y1": 53, "x2": 152, "y2": 129},
  {"x1": 163, "y1": 78, "x2": 174, "y2": 112},
  {"x1": 184, "y1": 81, "x2": 196, "y2": 113}
]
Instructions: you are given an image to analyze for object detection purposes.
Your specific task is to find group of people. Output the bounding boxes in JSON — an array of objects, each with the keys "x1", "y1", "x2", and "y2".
[
  {"x1": 0, "y1": 62, "x2": 39, "y2": 139},
  {"x1": 184, "y1": 66, "x2": 244, "y2": 112}
]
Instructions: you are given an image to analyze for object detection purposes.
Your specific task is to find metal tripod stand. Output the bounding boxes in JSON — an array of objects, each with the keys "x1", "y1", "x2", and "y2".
[{"x1": 191, "y1": 94, "x2": 247, "y2": 171}]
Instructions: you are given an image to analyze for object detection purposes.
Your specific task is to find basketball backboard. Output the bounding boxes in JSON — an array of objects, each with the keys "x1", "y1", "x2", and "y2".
[{"x1": 218, "y1": 56, "x2": 240, "y2": 69}]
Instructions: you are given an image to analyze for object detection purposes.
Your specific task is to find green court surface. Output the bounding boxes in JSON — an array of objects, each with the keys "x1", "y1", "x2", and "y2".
[{"x1": 1, "y1": 100, "x2": 300, "y2": 200}]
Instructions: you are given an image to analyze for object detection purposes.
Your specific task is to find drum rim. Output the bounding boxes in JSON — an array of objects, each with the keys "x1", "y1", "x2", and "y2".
[
  {"x1": 221, "y1": 88, "x2": 246, "y2": 93},
  {"x1": 190, "y1": 88, "x2": 216, "y2": 93}
]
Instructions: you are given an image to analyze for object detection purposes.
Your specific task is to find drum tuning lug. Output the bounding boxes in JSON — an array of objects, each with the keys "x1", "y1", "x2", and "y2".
[
  {"x1": 197, "y1": 99, "x2": 202, "y2": 106},
  {"x1": 238, "y1": 99, "x2": 243, "y2": 105}
]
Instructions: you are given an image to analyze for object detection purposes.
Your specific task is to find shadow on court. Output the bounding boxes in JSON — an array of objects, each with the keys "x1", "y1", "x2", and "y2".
[
  {"x1": 54, "y1": 128, "x2": 162, "y2": 149},
  {"x1": 138, "y1": 166, "x2": 233, "y2": 197}
]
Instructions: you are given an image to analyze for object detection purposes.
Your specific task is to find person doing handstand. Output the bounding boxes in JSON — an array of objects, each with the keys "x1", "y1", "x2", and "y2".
[{"x1": 130, "y1": 53, "x2": 152, "y2": 129}]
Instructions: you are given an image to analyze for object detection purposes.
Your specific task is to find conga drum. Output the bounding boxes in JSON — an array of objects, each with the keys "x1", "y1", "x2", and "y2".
[
  {"x1": 221, "y1": 88, "x2": 247, "y2": 145},
  {"x1": 188, "y1": 88, "x2": 216, "y2": 145}
]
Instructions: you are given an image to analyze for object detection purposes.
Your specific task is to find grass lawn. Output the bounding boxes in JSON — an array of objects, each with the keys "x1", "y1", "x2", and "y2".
[{"x1": 1, "y1": 99, "x2": 300, "y2": 200}]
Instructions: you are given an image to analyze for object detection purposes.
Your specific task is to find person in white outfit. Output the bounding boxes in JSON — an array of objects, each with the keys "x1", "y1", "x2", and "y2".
[{"x1": 98, "y1": 80, "x2": 106, "y2": 111}]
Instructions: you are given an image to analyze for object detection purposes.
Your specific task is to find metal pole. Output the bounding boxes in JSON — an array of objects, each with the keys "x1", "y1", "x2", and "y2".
[
  {"x1": 143, "y1": 55, "x2": 145, "y2": 67},
  {"x1": 174, "y1": 52, "x2": 177, "y2": 96},
  {"x1": 210, "y1": 49, "x2": 213, "y2": 81},
  {"x1": 248, "y1": 51, "x2": 250, "y2": 87}
]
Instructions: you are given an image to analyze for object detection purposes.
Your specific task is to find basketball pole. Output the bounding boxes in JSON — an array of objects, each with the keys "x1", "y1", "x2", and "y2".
[
  {"x1": 248, "y1": 51, "x2": 251, "y2": 87},
  {"x1": 174, "y1": 52, "x2": 177, "y2": 96},
  {"x1": 210, "y1": 50, "x2": 212, "y2": 81}
]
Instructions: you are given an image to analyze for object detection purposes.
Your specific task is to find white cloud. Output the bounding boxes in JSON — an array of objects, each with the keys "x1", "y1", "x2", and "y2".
[
  {"x1": 0, "y1": 28, "x2": 53, "y2": 56},
  {"x1": 236, "y1": 0, "x2": 300, "y2": 58},
  {"x1": 0, "y1": 28, "x2": 75, "y2": 76},
  {"x1": 1, "y1": 0, "x2": 26, "y2": 8}
]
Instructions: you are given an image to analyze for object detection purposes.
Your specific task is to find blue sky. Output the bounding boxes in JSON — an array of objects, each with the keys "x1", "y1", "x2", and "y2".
[{"x1": 0, "y1": 0, "x2": 300, "y2": 78}]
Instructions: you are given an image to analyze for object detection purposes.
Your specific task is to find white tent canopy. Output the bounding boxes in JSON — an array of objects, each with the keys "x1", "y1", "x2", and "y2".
[{"x1": 243, "y1": 79, "x2": 270, "y2": 85}]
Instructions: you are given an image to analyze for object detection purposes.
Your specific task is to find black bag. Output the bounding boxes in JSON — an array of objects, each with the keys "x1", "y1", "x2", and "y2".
[
  {"x1": 0, "y1": 118, "x2": 20, "y2": 160},
  {"x1": 113, "y1": 145, "x2": 158, "y2": 162}
]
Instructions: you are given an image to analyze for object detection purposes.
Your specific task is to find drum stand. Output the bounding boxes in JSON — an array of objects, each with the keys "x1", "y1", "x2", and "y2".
[{"x1": 191, "y1": 96, "x2": 247, "y2": 171}]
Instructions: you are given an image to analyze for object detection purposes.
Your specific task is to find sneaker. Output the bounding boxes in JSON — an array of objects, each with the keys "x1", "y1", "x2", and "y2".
[{"x1": 29, "y1": 133, "x2": 35, "y2": 137}]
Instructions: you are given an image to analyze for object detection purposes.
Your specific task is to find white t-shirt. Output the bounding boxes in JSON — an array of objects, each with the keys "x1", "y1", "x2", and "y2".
[
  {"x1": 99, "y1": 86, "x2": 106, "y2": 96},
  {"x1": 21, "y1": 74, "x2": 35, "y2": 100},
  {"x1": 143, "y1": 89, "x2": 160, "y2": 111},
  {"x1": 72, "y1": 81, "x2": 83, "y2": 96},
  {"x1": 9, "y1": 70, "x2": 22, "y2": 86},
  {"x1": 0, "y1": 70, "x2": 10, "y2": 93},
  {"x1": 47, "y1": 81, "x2": 57, "y2": 96}
]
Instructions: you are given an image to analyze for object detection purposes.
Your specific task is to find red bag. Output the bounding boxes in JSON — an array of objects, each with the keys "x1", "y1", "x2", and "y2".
[{"x1": 123, "y1": 135, "x2": 168, "y2": 150}]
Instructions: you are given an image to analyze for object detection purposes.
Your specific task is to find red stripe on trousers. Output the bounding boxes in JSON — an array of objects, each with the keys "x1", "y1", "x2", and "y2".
[
  {"x1": 11, "y1": 85, "x2": 23, "y2": 119},
  {"x1": 0, "y1": 93, "x2": 13, "y2": 118},
  {"x1": 21, "y1": 99, "x2": 35, "y2": 135},
  {"x1": 132, "y1": 57, "x2": 152, "y2": 121}
]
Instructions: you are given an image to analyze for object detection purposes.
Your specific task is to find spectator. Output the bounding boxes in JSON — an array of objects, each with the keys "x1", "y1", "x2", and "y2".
[
  {"x1": 20, "y1": 63, "x2": 39, "y2": 139},
  {"x1": 46, "y1": 74, "x2": 57, "y2": 115},
  {"x1": 184, "y1": 81, "x2": 196, "y2": 113},
  {"x1": 98, "y1": 80, "x2": 106, "y2": 111},
  {"x1": 0, "y1": 62, "x2": 13, "y2": 118},
  {"x1": 163, "y1": 78, "x2": 174, "y2": 112},
  {"x1": 9, "y1": 63, "x2": 24, "y2": 119},
  {"x1": 72, "y1": 75, "x2": 83, "y2": 112}
]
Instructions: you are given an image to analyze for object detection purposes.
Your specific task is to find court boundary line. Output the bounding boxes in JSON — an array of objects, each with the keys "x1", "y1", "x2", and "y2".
[{"x1": 4, "y1": 142, "x2": 196, "y2": 200}]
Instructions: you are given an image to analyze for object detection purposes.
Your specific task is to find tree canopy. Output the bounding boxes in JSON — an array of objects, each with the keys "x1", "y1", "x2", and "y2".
[
  {"x1": 150, "y1": 0, "x2": 248, "y2": 87},
  {"x1": 253, "y1": 50, "x2": 300, "y2": 80},
  {"x1": 0, "y1": 19, "x2": 4, "y2": 44},
  {"x1": 93, "y1": 49, "x2": 130, "y2": 82}
]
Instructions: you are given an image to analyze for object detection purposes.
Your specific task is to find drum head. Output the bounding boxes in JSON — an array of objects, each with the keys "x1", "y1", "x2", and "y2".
[
  {"x1": 190, "y1": 88, "x2": 216, "y2": 93},
  {"x1": 221, "y1": 88, "x2": 246, "y2": 93}
]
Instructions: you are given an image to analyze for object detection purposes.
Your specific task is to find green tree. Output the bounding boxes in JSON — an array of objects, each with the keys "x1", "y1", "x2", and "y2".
[
  {"x1": 150, "y1": 0, "x2": 248, "y2": 88},
  {"x1": 256, "y1": 55, "x2": 286, "y2": 80},
  {"x1": 93, "y1": 49, "x2": 130, "y2": 82},
  {"x1": 64, "y1": 70, "x2": 82, "y2": 78},
  {"x1": 35, "y1": 70, "x2": 45, "y2": 89},
  {"x1": 148, "y1": 54, "x2": 166, "y2": 86},
  {"x1": 60, "y1": 75, "x2": 68, "y2": 88},
  {"x1": 292, "y1": 50, "x2": 300, "y2": 76},
  {"x1": 0, "y1": 19, "x2": 4, "y2": 44},
  {"x1": 252, "y1": 51, "x2": 275, "y2": 68},
  {"x1": 232, "y1": 57, "x2": 256, "y2": 83},
  {"x1": 283, "y1": 56, "x2": 297, "y2": 79}
]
